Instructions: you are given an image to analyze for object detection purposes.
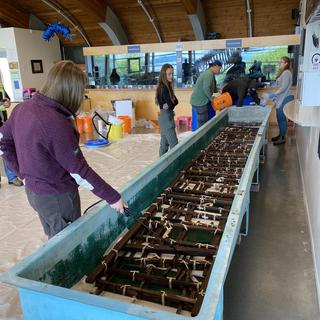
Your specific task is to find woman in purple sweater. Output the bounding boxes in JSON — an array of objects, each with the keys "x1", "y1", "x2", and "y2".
[{"x1": 0, "y1": 61, "x2": 125, "y2": 238}]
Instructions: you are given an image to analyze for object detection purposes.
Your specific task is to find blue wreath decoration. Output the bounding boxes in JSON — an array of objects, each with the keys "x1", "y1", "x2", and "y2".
[{"x1": 42, "y1": 23, "x2": 73, "y2": 41}]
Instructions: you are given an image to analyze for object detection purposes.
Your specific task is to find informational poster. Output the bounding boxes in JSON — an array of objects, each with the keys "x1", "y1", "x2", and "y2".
[
  {"x1": 13, "y1": 80, "x2": 20, "y2": 89},
  {"x1": 303, "y1": 20, "x2": 320, "y2": 72},
  {"x1": 9, "y1": 68, "x2": 20, "y2": 80},
  {"x1": 0, "y1": 48, "x2": 6, "y2": 58},
  {"x1": 9, "y1": 61, "x2": 19, "y2": 69},
  {"x1": 300, "y1": 20, "x2": 320, "y2": 108},
  {"x1": 301, "y1": 72, "x2": 320, "y2": 107},
  {"x1": 9, "y1": 66, "x2": 22, "y2": 101}
]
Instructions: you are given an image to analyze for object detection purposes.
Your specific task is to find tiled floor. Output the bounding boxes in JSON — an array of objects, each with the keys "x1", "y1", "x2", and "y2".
[
  {"x1": 224, "y1": 127, "x2": 319, "y2": 319},
  {"x1": 0, "y1": 131, "x2": 165, "y2": 319}
]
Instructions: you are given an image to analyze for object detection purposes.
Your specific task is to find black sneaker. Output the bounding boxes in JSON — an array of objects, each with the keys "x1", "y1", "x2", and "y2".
[
  {"x1": 271, "y1": 135, "x2": 280, "y2": 142},
  {"x1": 9, "y1": 178, "x2": 24, "y2": 187},
  {"x1": 273, "y1": 136, "x2": 286, "y2": 145}
]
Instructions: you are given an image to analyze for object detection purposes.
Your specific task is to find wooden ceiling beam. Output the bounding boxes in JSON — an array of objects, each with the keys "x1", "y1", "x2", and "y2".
[
  {"x1": 181, "y1": 0, "x2": 198, "y2": 14},
  {"x1": 66, "y1": 0, "x2": 128, "y2": 44},
  {"x1": 99, "y1": 6, "x2": 129, "y2": 45},
  {"x1": 0, "y1": 2, "x2": 29, "y2": 28},
  {"x1": 69, "y1": 0, "x2": 108, "y2": 21},
  {"x1": 181, "y1": 0, "x2": 207, "y2": 40},
  {"x1": 0, "y1": 18, "x2": 9, "y2": 28}
]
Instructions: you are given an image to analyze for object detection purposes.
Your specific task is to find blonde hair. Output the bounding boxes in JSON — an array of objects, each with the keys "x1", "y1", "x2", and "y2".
[
  {"x1": 40, "y1": 60, "x2": 86, "y2": 115},
  {"x1": 276, "y1": 56, "x2": 292, "y2": 79},
  {"x1": 155, "y1": 64, "x2": 175, "y2": 105}
]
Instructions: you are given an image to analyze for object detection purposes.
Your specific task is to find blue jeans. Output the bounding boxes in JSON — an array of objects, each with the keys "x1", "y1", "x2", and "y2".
[
  {"x1": 3, "y1": 160, "x2": 16, "y2": 182},
  {"x1": 276, "y1": 95, "x2": 294, "y2": 136}
]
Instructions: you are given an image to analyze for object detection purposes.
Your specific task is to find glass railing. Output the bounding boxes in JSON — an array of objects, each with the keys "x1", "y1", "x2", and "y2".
[{"x1": 86, "y1": 45, "x2": 298, "y2": 89}]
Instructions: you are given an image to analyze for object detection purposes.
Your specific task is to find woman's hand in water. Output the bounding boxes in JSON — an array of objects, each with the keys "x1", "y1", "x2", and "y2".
[{"x1": 110, "y1": 197, "x2": 127, "y2": 213}]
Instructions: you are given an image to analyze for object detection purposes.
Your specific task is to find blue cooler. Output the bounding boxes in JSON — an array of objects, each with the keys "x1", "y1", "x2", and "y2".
[{"x1": 234, "y1": 95, "x2": 254, "y2": 107}]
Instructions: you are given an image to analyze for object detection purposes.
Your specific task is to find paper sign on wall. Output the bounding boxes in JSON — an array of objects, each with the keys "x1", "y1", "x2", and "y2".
[
  {"x1": 13, "y1": 80, "x2": 20, "y2": 89},
  {"x1": 9, "y1": 62, "x2": 19, "y2": 69},
  {"x1": 303, "y1": 20, "x2": 320, "y2": 72},
  {"x1": 0, "y1": 48, "x2": 6, "y2": 58}
]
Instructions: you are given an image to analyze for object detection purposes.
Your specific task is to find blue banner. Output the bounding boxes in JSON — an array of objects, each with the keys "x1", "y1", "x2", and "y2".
[
  {"x1": 226, "y1": 39, "x2": 242, "y2": 48},
  {"x1": 127, "y1": 45, "x2": 141, "y2": 53}
]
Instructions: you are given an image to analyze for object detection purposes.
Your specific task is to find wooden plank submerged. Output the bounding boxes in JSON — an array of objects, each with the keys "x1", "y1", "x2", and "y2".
[{"x1": 85, "y1": 124, "x2": 262, "y2": 316}]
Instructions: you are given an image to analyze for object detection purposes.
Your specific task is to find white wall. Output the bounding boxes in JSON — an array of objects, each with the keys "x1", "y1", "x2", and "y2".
[
  {"x1": 14, "y1": 28, "x2": 61, "y2": 91},
  {"x1": 296, "y1": 125, "x2": 320, "y2": 306},
  {"x1": 0, "y1": 28, "x2": 61, "y2": 101},
  {"x1": 0, "y1": 28, "x2": 18, "y2": 100}
]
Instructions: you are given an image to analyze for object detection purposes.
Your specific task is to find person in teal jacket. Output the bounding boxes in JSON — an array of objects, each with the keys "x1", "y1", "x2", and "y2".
[{"x1": 190, "y1": 60, "x2": 222, "y2": 129}]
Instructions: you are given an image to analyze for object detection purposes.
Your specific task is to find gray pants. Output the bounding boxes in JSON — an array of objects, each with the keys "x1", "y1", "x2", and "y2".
[
  {"x1": 194, "y1": 104, "x2": 209, "y2": 129},
  {"x1": 159, "y1": 109, "x2": 178, "y2": 156},
  {"x1": 26, "y1": 188, "x2": 81, "y2": 239}
]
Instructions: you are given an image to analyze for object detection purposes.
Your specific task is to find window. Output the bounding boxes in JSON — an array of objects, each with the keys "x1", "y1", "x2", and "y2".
[{"x1": 128, "y1": 58, "x2": 140, "y2": 73}]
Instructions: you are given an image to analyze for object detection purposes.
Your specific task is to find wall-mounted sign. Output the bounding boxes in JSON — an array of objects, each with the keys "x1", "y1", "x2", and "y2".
[
  {"x1": 311, "y1": 53, "x2": 320, "y2": 70},
  {"x1": 127, "y1": 45, "x2": 141, "y2": 53},
  {"x1": 303, "y1": 20, "x2": 320, "y2": 72},
  {"x1": 31, "y1": 60, "x2": 43, "y2": 74},
  {"x1": 13, "y1": 80, "x2": 20, "y2": 89},
  {"x1": 9, "y1": 62, "x2": 19, "y2": 69},
  {"x1": 0, "y1": 48, "x2": 6, "y2": 58},
  {"x1": 226, "y1": 39, "x2": 242, "y2": 48},
  {"x1": 9, "y1": 69, "x2": 20, "y2": 79}
]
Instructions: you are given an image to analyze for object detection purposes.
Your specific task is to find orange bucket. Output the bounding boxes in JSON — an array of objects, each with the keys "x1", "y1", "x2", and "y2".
[
  {"x1": 76, "y1": 117, "x2": 84, "y2": 134},
  {"x1": 212, "y1": 92, "x2": 233, "y2": 111},
  {"x1": 118, "y1": 115, "x2": 131, "y2": 134},
  {"x1": 82, "y1": 117, "x2": 93, "y2": 133}
]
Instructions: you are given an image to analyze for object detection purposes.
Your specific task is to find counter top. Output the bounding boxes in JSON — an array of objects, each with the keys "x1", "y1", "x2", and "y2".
[
  {"x1": 284, "y1": 99, "x2": 320, "y2": 127},
  {"x1": 85, "y1": 87, "x2": 193, "y2": 92},
  {"x1": 86, "y1": 86, "x2": 296, "y2": 93}
]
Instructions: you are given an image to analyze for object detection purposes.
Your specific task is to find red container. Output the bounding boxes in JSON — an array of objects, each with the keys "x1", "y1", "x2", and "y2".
[
  {"x1": 118, "y1": 116, "x2": 131, "y2": 134},
  {"x1": 82, "y1": 117, "x2": 93, "y2": 133},
  {"x1": 76, "y1": 118, "x2": 84, "y2": 134}
]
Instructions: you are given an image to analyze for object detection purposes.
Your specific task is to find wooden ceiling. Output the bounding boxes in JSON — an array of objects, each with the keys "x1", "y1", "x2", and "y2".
[{"x1": 0, "y1": 0, "x2": 300, "y2": 47}]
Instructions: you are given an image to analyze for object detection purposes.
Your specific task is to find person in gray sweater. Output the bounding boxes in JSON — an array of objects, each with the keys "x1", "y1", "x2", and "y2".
[{"x1": 270, "y1": 56, "x2": 294, "y2": 145}]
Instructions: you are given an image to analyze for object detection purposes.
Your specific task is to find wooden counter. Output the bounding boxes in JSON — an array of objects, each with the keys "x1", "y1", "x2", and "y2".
[
  {"x1": 85, "y1": 87, "x2": 297, "y2": 125},
  {"x1": 85, "y1": 88, "x2": 193, "y2": 121}
]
